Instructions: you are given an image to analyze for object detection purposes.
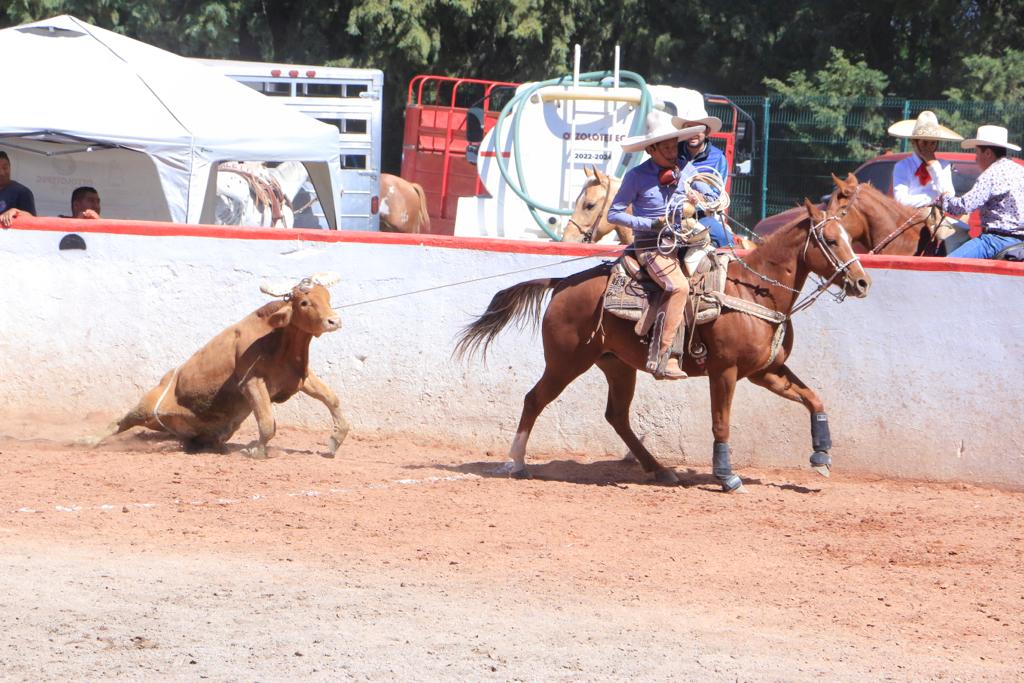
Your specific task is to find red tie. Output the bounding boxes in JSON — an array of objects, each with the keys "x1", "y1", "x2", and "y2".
[{"x1": 914, "y1": 161, "x2": 930, "y2": 186}]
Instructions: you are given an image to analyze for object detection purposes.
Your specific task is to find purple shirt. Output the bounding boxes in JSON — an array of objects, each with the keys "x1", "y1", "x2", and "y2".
[
  {"x1": 942, "y1": 157, "x2": 1024, "y2": 235},
  {"x1": 607, "y1": 159, "x2": 708, "y2": 234}
]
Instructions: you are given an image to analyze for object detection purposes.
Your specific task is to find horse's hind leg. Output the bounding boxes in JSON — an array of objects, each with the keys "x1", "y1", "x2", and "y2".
[
  {"x1": 747, "y1": 363, "x2": 832, "y2": 476},
  {"x1": 595, "y1": 355, "x2": 678, "y2": 484}
]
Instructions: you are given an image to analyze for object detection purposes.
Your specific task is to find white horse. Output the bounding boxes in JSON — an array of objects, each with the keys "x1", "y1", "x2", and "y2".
[{"x1": 215, "y1": 161, "x2": 309, "y2": 228}]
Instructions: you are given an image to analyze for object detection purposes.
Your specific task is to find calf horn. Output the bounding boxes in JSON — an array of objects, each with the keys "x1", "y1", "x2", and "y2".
[
  {"x1": 309, "y1": 271, "x2": 341, "y2": 288},
  {"x1": 259, "y1": 280, "x2": 295, "y2": 298}
]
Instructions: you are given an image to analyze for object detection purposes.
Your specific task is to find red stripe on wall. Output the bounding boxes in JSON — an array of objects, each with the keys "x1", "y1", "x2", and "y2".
[{"x1": 7, "y1": 216, "x2": 1024, "y2": 275}]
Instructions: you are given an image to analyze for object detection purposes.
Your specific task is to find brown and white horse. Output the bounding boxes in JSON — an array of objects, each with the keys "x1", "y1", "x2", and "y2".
[
  {"x1": 216, "y1": 161, "x2": 308, "y2": 228},
  {"x1": 456, "y1": 200, "x2": 871, "y2": 492},
  {"x1": 379, "y1": 173, "x2": 431, "y2": 234}
]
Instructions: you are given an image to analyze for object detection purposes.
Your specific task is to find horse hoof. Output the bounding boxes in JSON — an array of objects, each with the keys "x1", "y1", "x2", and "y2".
[
  {"x1": 243, "y1": 445, "x2": 267, "y2": 460},
  {"x1": 510, "y1": 467, "x2": 532, "y2": 480},
  {"x1": 810, "y1": 451, "x2": 832, "y2": 477},
  {"x1": 654, "y1": 468, "x2": 679, "y2": 484},
  {"x1": 718, "y1": 474, "x2": 744, "y2": 493}
]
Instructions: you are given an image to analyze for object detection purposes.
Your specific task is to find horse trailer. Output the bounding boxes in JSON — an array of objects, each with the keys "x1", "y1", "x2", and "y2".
[{"x1": 193, "y1": 58, "x2": 384, "y2": 231}]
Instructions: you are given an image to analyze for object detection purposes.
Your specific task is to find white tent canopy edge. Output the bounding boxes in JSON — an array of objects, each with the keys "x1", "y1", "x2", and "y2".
[{"x1": 0, "y1": 15, "x2": 342, "y2": 227}]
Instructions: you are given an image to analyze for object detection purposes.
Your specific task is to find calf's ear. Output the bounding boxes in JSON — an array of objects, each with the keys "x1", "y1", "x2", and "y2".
[{"x1": 267, "y1": 304, "x2": 293, "y2": 329}]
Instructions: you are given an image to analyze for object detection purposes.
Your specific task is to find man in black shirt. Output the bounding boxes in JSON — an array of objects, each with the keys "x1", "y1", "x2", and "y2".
[{"x1": 0, "y1": 150, "x2": 36, "y2": 227}]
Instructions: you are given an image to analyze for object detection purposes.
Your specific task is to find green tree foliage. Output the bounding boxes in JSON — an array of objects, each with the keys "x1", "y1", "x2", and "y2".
[
  {"x1": 764, "y1": 47, "x2": 890, "y2": 162},
  {"x1": 3, "y1": 1, "x2": 1024, "y2": 174}
]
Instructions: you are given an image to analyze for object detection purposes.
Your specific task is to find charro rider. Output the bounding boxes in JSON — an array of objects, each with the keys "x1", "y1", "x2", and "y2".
[
  {"x1": 887, "y1": 110, "x2": 967, "y2": 243},
  {"x1": 608, "y1": 111, "x2": 706, "y2": 380},
  {"x1": 939, "y1": 125, "x2": 1024, "y2": 259},
  {"x1": 889, "y1": 111, "x2": 962, "y2": 207},
  {"x1": 675, "y1": 103, "x2": 734, "y2": 247}
]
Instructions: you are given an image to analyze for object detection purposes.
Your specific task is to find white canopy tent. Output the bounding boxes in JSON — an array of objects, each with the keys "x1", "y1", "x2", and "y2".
[{"x1": 0, "y1": 15, "x2": 343, "y2": 227}]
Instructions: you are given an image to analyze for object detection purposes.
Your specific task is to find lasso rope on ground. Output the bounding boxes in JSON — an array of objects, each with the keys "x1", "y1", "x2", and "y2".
[{"x1": 335, "y1": 252, "x2": 618, "y2": 309}]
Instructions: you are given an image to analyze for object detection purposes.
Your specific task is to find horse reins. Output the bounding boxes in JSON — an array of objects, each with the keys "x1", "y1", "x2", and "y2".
[
  {"x1": 722, "y1": 215, "x2": 861, "y2": 320},
  {"x1": 869, "y1": 206, "x2": 939, "y2": 254}
]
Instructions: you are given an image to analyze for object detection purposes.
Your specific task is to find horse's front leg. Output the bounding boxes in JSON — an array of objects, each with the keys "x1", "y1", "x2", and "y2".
[
  {"x1": 747, "y1": 363, "x2": 832, "y2": 477},
  {"x1": 709, "y1": 366, "x2": 745, "y2": 493}
]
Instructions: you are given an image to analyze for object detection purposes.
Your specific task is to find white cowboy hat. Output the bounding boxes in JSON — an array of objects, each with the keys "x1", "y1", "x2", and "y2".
[
  {"x1": 621, "y1": 111, "x2": 704, "y2": 153},
  {"x1": 887, "y1": 110, "x2": 962, "y2": 141},
  {"x1": 672, "y1": 103, "x2": 722, "y2": 134},
  {"x1": 960, "y1": 124, "x2": 1021, "y2": 152}
]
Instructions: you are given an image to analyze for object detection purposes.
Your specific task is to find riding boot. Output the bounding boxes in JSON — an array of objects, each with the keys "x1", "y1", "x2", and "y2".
[{"x1": 651, "y1": 286, "x2": 688, "y2": 380}]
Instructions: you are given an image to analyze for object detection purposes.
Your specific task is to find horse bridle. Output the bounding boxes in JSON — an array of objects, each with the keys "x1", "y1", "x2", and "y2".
[
  {"x1": 788, "y1": 213, "x2": 864, "y2": 313},
  {"x1": 725, "y1": 214, "x2": 863, "y2": 317},
  {"x1": 565, "y1": 177, "x2": 615, "y2": 243}
]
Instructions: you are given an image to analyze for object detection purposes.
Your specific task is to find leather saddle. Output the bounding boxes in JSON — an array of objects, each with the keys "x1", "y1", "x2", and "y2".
[{"x1": 602, "y1": 247, "x2": 731, "y2": 364}]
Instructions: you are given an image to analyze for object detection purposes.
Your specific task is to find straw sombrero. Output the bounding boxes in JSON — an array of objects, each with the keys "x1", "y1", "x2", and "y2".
[
  {"x1": 960, "y1": 124, "x2": 1021, "y2": 152},
  {"x1": 887, "y1": 110, "x2": 962, "y2": 142},
  {"x1": 621, "y1": 111, "x2": 704, "y2": 153},
  {"x1": 673, "y1": 103, "x2": 723, "y2": 134}
]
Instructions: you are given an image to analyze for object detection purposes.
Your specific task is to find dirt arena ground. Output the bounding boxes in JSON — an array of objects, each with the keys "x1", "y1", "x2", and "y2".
[{"x1": 0, "y1": 415, "x2": 1022, "y2": 682}]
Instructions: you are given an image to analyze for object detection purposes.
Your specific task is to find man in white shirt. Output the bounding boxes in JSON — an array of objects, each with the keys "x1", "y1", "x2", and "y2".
[
  {"x1": 888, "y1": 111, "x2": 968, "y2": 248},
  {"x1": 889, "y1": 111, "x2": 962, "y2": 207}
]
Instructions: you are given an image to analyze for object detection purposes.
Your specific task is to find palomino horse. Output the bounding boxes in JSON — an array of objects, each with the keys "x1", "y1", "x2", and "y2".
[
  {"x1": 379, "y1": 173, "x2": 431, "y2": 233},
  {"x1": 456, "y1": 201, "x2": 871, "y2": 491},
  {"x1": 216, "y1": 161, "x2": 309, "y2": 228},
  {"x1": 562, "y1": 165, "x2": 632, "y2": 244}
]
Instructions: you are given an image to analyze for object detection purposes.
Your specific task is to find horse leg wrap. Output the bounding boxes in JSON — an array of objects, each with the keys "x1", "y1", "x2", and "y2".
[
  {"x1": 810, "y1": 412, "x2": 832, "y2": 469},
  {"x1": 713, "y1": 441, "x2": 743, "y2": 492}
]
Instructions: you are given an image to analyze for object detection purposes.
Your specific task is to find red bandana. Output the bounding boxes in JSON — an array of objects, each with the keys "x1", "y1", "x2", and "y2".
[
  {"x1": 658, "y1": 167, "x2": 678, "y2": 186},
  {"x1": 914, "y1": 161, "x2": 931, "y2": 186}
]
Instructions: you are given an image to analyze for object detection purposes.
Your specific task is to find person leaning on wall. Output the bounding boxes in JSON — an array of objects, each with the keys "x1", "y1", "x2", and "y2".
[
  {"x1": 62, "y1": 186, "x2": 101, "y2": 219},
  {"x1": 0, "y1": 150, "x2": 36, "y2": 228}
]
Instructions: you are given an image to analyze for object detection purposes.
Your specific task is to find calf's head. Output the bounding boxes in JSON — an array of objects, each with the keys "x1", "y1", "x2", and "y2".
[{"x1": 260, "y1": 272, "x2": 342, "y2": 336}]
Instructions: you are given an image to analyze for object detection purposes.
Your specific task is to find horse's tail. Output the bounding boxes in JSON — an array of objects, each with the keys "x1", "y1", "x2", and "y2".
[
  {"x1": 454, "y1": 278, "x2": 562, "y2": 361},
  {"x1": 411, "y1": 182, "x2": 431, "y2": 233}
]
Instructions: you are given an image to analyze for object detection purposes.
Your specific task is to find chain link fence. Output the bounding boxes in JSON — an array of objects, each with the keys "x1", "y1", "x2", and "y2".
[{"x1": 706, "y1": 96, "x2": 1024, "y2": 235}]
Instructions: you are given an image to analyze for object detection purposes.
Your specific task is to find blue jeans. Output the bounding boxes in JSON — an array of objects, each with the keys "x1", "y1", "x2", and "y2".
[
  {"x1": 700, "y1": 216, "x2": 734, "y2": 248},
  {"x1": 948, "y1": 232, "x2": 1021, "y2": 259}
]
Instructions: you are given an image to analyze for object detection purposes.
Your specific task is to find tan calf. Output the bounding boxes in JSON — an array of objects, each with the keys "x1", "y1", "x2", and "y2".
[{"x1": 102, "y1": 273, "x2": 347, "y2": 459}]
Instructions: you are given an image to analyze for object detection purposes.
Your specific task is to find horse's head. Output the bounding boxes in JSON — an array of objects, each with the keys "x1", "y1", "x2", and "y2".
[
  {"x1": 821, "y1": 173, "x2": 869, "y2": 243},
  {"x1": 563, "y1": 166, "x2": 628, "y2": 243},
  {"x1": 825, "y1": 172, "x2": 932, "y2": 255},
  {"x1": 803, "y1": 199, "x2": 872, "y2": 298}
]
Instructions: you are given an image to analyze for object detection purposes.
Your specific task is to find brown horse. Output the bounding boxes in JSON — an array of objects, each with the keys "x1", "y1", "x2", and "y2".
[
  {"x1": 379, "y1": 173, "x2": 431, "y2": 233},
  {"x1": 824, "y1": 173, "x2": 948, "y2": 255},
  {"x1": 456, "y1": 201, "x2": 871, "y2": 491},
  {"x1": 561, "y1": 166, "x2": 633, "y2": 244}
]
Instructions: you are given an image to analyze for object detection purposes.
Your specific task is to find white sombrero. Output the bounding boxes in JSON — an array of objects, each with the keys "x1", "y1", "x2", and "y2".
[
  {"x1": 621, "y1": 111, "x2": 705, "y2": 153},
  {"x1": 673, "y1": 103, "x2": 722, "y2": 134},
  {"x1": 887, "y1": 110, "x2": 962, "y2": 141},
  {"x1": 960, "y1": 124, "x2": 1021, "y2": 152}
]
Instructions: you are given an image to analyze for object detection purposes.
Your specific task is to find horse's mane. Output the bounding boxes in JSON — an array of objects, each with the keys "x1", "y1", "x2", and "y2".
[{"x1": 748, "y1": 210, "x2": 810, "y2": 265}]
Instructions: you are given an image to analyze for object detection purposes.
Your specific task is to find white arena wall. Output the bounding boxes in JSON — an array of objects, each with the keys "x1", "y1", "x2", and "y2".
[{"x1": 2, "y1": 219, "x2": 1022, "y2": 487}]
